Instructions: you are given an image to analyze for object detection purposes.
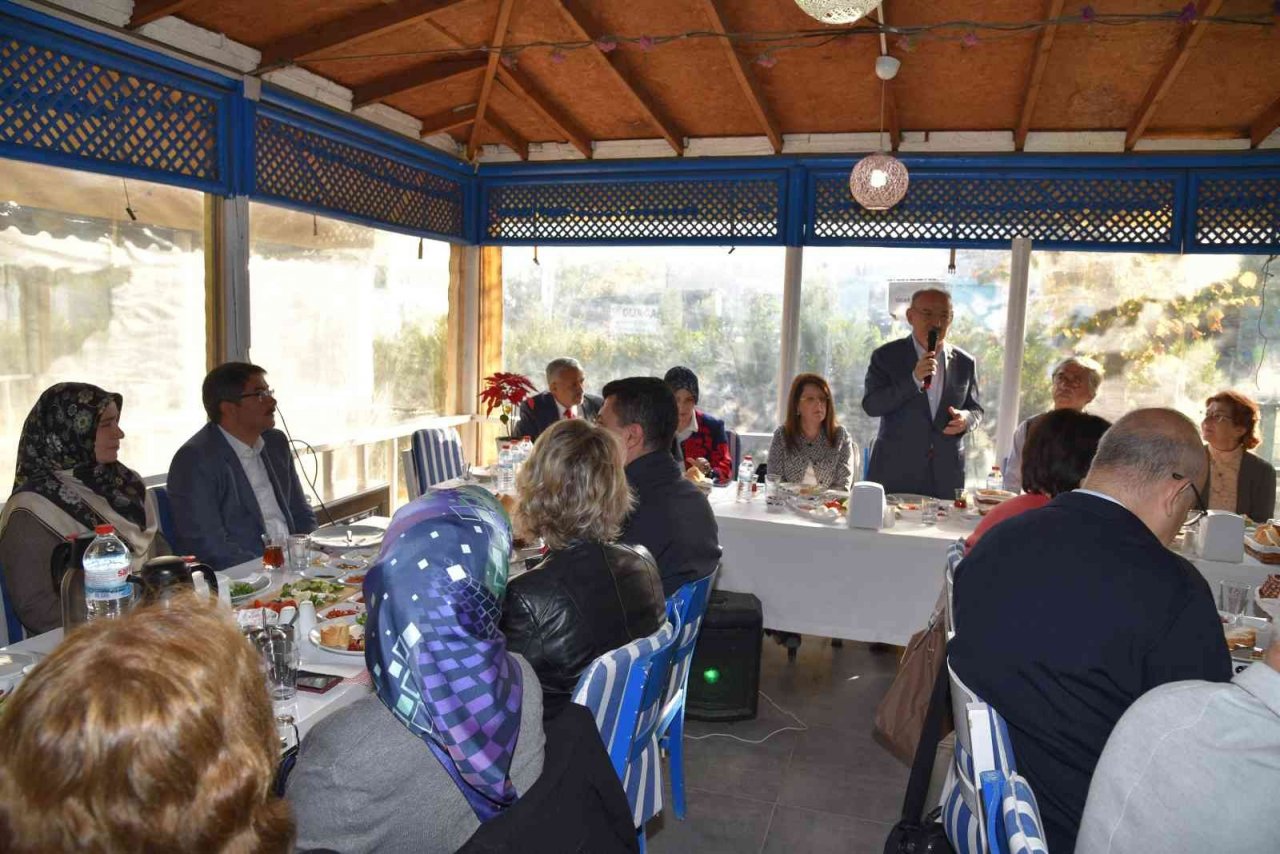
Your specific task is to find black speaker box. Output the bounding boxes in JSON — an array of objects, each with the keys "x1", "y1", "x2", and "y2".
[{"x1": 686, "y1": 590, "x2": 763, "y2": 722}]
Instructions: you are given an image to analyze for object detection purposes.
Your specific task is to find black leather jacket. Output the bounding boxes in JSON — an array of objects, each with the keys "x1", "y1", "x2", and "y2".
[{"x1": 502, "y1": 541, "x2": 666, "y2": 720}]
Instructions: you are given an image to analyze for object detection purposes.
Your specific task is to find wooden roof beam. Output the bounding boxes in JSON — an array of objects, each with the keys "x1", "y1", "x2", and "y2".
[
  {"x1": 1124, "y1": 0, "x2": 1225, "y2": 150},
  {"x1": 484, "y1": 111, "x2": 529, "y2": 160},
  {"x1": 697, "y1": 0, "x2": 781, "y2": 154},
  {"x1": 255, "y1": 0, "x2": 471, "y2": 72},
  {"x1": 351, "y1": 59, "x2": 486, "y2": 109},
  {"x1": 417, "y1": 19, "x2": 594, "y2": 158},
  {"x1": 1251, "y1": 95, "x2": 1280, "y2": 148},
  {"x1": 419, "y1": 105, "x2": 478, "y2": 138},
  {"x1": 554, "y1": 0, "x2": 684, "y2": 155},
  {"x1": 1015, "y1": 0, "x2": 1065, "y2": 151},
  {"x1": 128, "y1": 0, "x2": 200, "y2": 29},
  {"x1": 467, "y1": 0, "x2": 518, "y2": 161}
]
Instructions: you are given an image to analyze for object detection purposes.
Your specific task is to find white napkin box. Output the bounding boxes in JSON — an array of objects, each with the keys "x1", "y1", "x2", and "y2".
[
  {"x1": 848, "y1": 481, "x2": 886, "y2": 530},
  {"x1": 1197, "y1": 510, "x2": 1244, "y2": 563}
]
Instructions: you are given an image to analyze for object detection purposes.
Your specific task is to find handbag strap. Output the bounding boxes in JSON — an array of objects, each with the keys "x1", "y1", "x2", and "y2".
[{"x1": 900, "y1": 651, "x2": 951, "y2": 823}]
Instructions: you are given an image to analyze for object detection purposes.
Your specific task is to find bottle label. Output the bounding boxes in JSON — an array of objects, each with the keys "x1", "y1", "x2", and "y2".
[{"x1": 84, "y1": 561, "x2": 130, "y2": 600}]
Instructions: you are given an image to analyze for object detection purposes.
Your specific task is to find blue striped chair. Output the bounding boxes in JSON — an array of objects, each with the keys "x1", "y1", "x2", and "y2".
[
  {"x1": 657, "y1": 567, "x2": 719, "y2": 820},
  {"x1": 0, "y1": 560, "x2": 26, "y2": 647},
  {"x1": 410, "y1": 427, "x2": 466, "y2": 491},
  {"x1": 940, "y1": 662, "x2": 1049, "y2": 854},
  {"x1": 945, "y1": 537, "x2": 966, "y2": 640},
  {"x1": 724, "y1": 429, "x2": 742, "y2": 475},
  {"x1": 150, "y1": 484, "x2": 176, "y2": 546},
  {"x1": 571, "y1": 605, "x2": 682, "y2": 852}
]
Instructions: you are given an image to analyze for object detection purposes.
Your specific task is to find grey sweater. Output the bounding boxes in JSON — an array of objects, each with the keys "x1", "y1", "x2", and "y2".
[{"x1": 288, "y1": 654, "x2": 546, "y2": 853}]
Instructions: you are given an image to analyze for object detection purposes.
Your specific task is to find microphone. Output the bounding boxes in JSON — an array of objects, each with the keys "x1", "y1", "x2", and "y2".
[{"x1": 923, "y1": 328, "x2": 939, "y2": 390}]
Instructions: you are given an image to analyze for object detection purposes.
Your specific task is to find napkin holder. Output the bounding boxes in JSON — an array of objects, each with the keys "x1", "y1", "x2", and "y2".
[
  {"x1": 848, "y1": 481, "x2": 886, "y2": 530},
  {"x1": 1197, "y1": 511, "x2": 1244, "y2": 563}
]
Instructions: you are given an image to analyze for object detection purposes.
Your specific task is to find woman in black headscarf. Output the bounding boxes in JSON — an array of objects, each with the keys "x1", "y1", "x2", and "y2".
[{"x1": 0, "y1": 383, "x2": 166, "y2": 634}]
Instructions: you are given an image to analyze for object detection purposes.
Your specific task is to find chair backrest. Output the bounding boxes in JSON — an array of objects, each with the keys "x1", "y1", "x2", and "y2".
[
  {"x1": 0, "y1": 559, "x2": 25, "y2": 647},
  {"x1": 724, "y1": 429, "x2": 742, "y2": 474},
  {"x1": 571, "y1": 606, "x2": 682, "y2": 828},
  {"x1": 411, "y1": 427, "x2": 466, "y2": 490},
  {"x1": 862, "y1": 438, "x2": 875, "y2": 480},
  {"x1": 945, "y1": 537, "x2": 966, "y2": 640},
  {"x1": 401, "y1": 448, "x2": 421, "y2": 500},
  {"x1": 150, "y1": 484, "x2": 176, "y2": 546},
  {"x1": 662, "y1": 567, "x2": 719, "y2": 708}
]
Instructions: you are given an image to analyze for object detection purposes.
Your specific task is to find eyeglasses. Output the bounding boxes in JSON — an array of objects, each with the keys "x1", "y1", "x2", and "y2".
[
  {"x1": 1052, "y1": 372, "x2": 1088, "y2": 389},
  {"x1": 1202, "y1": 412, "x2": 1234, "y2": 424},
  {"x1": 913, "y1": 309, "x2": 953, "y2": 322},
  {"x1": 238, "y1": 388, "x2": 275, "y2": 402},
  {"x1": 1172, "y1": 471, "x2": 1207, "y2": 523}
]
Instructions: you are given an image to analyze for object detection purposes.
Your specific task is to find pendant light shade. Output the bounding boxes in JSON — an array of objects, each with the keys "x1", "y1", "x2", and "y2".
[
  {"x1": 849, "y1": 153, "x2": 910, "y2": 210},
  {"x1": 794, "y1": 0, "x2": 882, "y2": 24}
]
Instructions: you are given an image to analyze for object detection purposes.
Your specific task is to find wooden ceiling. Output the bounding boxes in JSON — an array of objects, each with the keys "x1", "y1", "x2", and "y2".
[{"x1": 130, "y1": 0, "x2": 1280, "y2": 158}]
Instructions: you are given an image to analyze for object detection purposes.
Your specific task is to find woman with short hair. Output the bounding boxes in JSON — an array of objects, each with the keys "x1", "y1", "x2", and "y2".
[
  {"x1": 1003, "y1": 356, "x2": 1105, "y2": 492},
  {"x1": 0, "y1": 383, "x2": 167, "y2": 634},
  {"x1": 0, "y1": 594, "x2": 294, "y2": 853},
  {"x1": 767, "y1": 373, "x2": 854, "y2": 491},
  {"x1": 968, "y1": 408, "x2": 1111, "y2": 549},
  {"x1": 664, "y1": 365, "x2": 733, "y2": 484},
  {"x1": 502, "y1": 418, "x2": 666, "y2": 719},
  {"x1": 1202, "y1": 390, "x2": 1275, "y2": 523}
]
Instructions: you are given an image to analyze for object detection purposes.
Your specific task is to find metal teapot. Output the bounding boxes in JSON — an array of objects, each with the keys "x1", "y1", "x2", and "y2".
[{"x1": 126, "y1": 556, "x2": 219, "y2": 604}]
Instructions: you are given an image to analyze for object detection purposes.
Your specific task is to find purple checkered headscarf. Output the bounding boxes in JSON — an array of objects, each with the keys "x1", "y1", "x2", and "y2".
[{"x1": 363, "y1": 485, "x2": 523, "y2": 821}]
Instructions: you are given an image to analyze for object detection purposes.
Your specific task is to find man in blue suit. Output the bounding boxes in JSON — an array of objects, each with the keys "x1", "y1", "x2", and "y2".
[
  {"x1": 167, "y1": 362, "x2": 317, "y2": 570},
  {"x1": 862, "y1": 288, "x2": 982, "y2": 499},
  {"x1": 513, "y1": 357, "x2": 603, "y2": 442}
]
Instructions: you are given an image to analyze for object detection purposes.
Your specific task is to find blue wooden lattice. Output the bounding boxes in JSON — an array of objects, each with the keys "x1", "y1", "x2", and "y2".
[{"x1": 1190, "y1": 173, "x2": 1280, "y2": 252}]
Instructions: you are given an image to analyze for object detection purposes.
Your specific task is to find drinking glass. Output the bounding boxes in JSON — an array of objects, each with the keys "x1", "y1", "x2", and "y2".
[
  {"x1": 262, "y1": 534, "x2": 285, "y2": 572},
  {"x1": 765, "y1": 474, "x2": 783, "y2": 511},
  {"x1": 921, "y1": 497, "x2": 939, "y2": 526},
  {"x1": 1219, "y1": 580, "x2": 1253, "y2": 622},
  {"x1": 260, "y1": 628, "x2": 299, "y2": 701},
  {"x1": 953, "y1": 488, "x2": 969, "y2": 510},
  {"x1": 287, "y1": 534, "x2": 311, "y2": 572}
]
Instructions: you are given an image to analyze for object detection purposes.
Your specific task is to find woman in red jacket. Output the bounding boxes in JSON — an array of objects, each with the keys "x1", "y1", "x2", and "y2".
[{"x1": 664, "y1": 366, "x2": 733, "y2": 484}]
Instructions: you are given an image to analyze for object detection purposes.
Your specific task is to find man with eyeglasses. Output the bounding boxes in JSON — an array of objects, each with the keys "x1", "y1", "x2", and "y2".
[
  {"x1": 948, "y1": 408, "x2": 1230, "y2": 852},
  {"x1": 167, "y1": 361, "x2": 317, "y2": 570},
  {"x1": 863, "y1": 287, "x2": 982, "y2": 499},
  {"x1": 1003, "y1": 356, "x2": 1105, "y2": 491}
]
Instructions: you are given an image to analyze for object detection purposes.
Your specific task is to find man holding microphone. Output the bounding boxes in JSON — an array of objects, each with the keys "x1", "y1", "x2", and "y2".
[{"x1": 862, "y1": 288, "x2": 982, "y2": 499}]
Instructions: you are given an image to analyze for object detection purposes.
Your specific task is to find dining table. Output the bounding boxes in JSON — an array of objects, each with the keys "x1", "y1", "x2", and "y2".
[{"x1": 707, "y1": 487, "x2": 1276, "y2": 646}]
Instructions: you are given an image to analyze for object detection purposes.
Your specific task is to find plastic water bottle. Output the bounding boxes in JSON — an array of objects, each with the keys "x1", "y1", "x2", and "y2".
[
  {"x1": 496, "y1": 443, "x2": 516, "y2": 494},
  {"x1": 736, "y1": 454, "x2": 756, "y2": 502},
  {"x1": 986, "y1": 465, "x2": 1002, "y2": 492},
  {"x1": 81, "y1": 524, "x2": 133, "y2": 621},
  {"x1": 518, "y1": 436, "x2": 533, "y2": 468}
]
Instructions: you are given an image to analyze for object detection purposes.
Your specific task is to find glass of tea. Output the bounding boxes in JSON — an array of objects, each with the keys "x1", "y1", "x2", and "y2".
[{"x1": 262, "y1": 535, "x2": 286, "y2": 572}]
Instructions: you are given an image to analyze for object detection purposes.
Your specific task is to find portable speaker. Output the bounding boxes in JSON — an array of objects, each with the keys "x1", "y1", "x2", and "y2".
[{"x1": 685, "y1": 590, "x2": 762, "y2": 722}]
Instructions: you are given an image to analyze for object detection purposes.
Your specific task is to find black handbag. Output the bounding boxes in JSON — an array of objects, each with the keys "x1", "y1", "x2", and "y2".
[{"x1": 883, "y1": 656, "x2": 956, "y2": 854}]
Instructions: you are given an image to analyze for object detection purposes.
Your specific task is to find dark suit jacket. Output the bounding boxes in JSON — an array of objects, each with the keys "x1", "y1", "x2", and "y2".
[
  {"x1": 1212, "y1": 448, "x2": 1277, "y2": 522},
  {"x1": 949, "y1": 491, "x2": 1232, "y2": 852},
  {"x1": 166, "y1": 423, "x2": 318, "y2": 570},
  {"x1": 618, "y1": 450, "x2": 721, "y2": 596},
  {"x1": 513, "y1": 391, "x2": 604, "y2": 442},
  {"x1": 862, "y1": 335, "x2": 982, "y2": 498}
]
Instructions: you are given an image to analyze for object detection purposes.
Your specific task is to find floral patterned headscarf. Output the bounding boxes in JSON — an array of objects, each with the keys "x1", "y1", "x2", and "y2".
[
  {"x1": 363, "y1": 485, "x2": 523, "y2": 822},
  {"x1": 10, "y1": 383, "x2": 147, "y2": 530}
]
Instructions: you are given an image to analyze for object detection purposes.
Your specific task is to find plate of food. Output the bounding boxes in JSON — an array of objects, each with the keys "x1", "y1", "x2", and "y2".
[
  {"x1": 684, "y1": 466, "x2": 713, "y2": 492},
  {"x1": 338, "y1": 569, "x2": 367, "y2": 587},
  {"x1": 317, "y1": 601, "x2": 366, "y2": 620},
  {"x1": 886, "y1": 494, "x2": 926, "y2": 512},
  {"x1": 790, "y1": 493, "x2": 848, "y2": 524},
  {"x1": 310, "y1": 615, "x2": 366, "y2": 656},
  {"x1": 309, "y1": 524, "x2": 384, "y2": 550},
  {"x1": 228, "y1": 573, "x2": 271, "y2": 604},
  {"x1": 275, "y1": 578, "x2": 352, "y2": 609}
]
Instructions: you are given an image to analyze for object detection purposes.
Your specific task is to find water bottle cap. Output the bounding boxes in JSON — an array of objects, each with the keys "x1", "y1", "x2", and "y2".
[
  {"x1": 744, "y1": 454, "x2": 753, "y2": 460},
  {"x1": 522, "y1": 436, "x2": 532, "y2": 442},
  {"x1": 94, "y1": 524, "x2": 114, "y2": 535}
]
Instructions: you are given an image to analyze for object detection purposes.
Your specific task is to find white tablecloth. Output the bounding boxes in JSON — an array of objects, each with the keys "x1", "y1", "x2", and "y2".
[{"x1": 709, "y1": 488, "x2": 1277, "y2": 645}]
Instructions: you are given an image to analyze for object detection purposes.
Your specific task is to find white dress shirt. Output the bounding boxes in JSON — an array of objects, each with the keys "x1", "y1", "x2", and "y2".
[
  {"x1": 219, "y1": 426, "x2": 290, "y2": 542},
  {"x1": 911, "y1": 335, "x2": 946, "y2": 419},
  {"x1": 675, "y1": 411, "x2": 699, "y2": 446}
]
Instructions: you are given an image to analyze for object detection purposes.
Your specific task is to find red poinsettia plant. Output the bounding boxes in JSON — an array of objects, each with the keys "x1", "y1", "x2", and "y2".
[{"x1": 479, "y1": 371, "x2": 538, "y2": 429}]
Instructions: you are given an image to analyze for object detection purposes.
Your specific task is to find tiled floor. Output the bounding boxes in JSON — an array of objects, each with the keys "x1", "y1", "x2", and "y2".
[{"x1": 645, "y1": 635, "x2": 908, "y2": 854}]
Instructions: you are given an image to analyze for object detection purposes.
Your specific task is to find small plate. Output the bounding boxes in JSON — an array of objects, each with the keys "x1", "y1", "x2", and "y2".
[
  {"x1": 310, "y1": 616, "x2": 366, "y2": 656},
  {"x1": 327, "y1": 554, "x2": 369, "y2": 574},
  {"x1": 338, "y1": 569, "x2": 368, "y2": 587},
  {"x1": 317, "y1": 602, "x2": 366, "y2": 620},
  {"x1": 228, "y1": 573, "x2": 271, "y2": 604},
  {"x1": 310, "y1": 524, "x2": 384, "y2": 550}
]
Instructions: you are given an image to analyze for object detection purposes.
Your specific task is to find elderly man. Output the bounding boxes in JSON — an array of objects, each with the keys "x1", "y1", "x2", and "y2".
[
  {"x1": 862, "y1": 288, "x2": 982, "y2": 499},
  {"x1": 948, "y1": 409, "x2": 1231, "y2": 852},
  {"x1": 167, "y1": 362, "x2": 317, "y2": 570},
  {"x1": 1003, "y1": 355, "x2": 1105, "y2": 491},
  {"x1": 1077, "y1": 640, "x2": 1280, "y2": 854},
  {"x1": 597, "y1": 376, "x2": 720, "y2": 595},
  {"x1": 513, "y1": 357, "x2": 603, "y2": 442}
]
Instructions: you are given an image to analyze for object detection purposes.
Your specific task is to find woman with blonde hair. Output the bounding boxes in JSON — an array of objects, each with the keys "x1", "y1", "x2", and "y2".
[
  {"x1": 502, "y1": 418, "x2": 666, "y2": 718},
  {"x1": 0, "y1": 594, "x2": 294, "y2": 853}
]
